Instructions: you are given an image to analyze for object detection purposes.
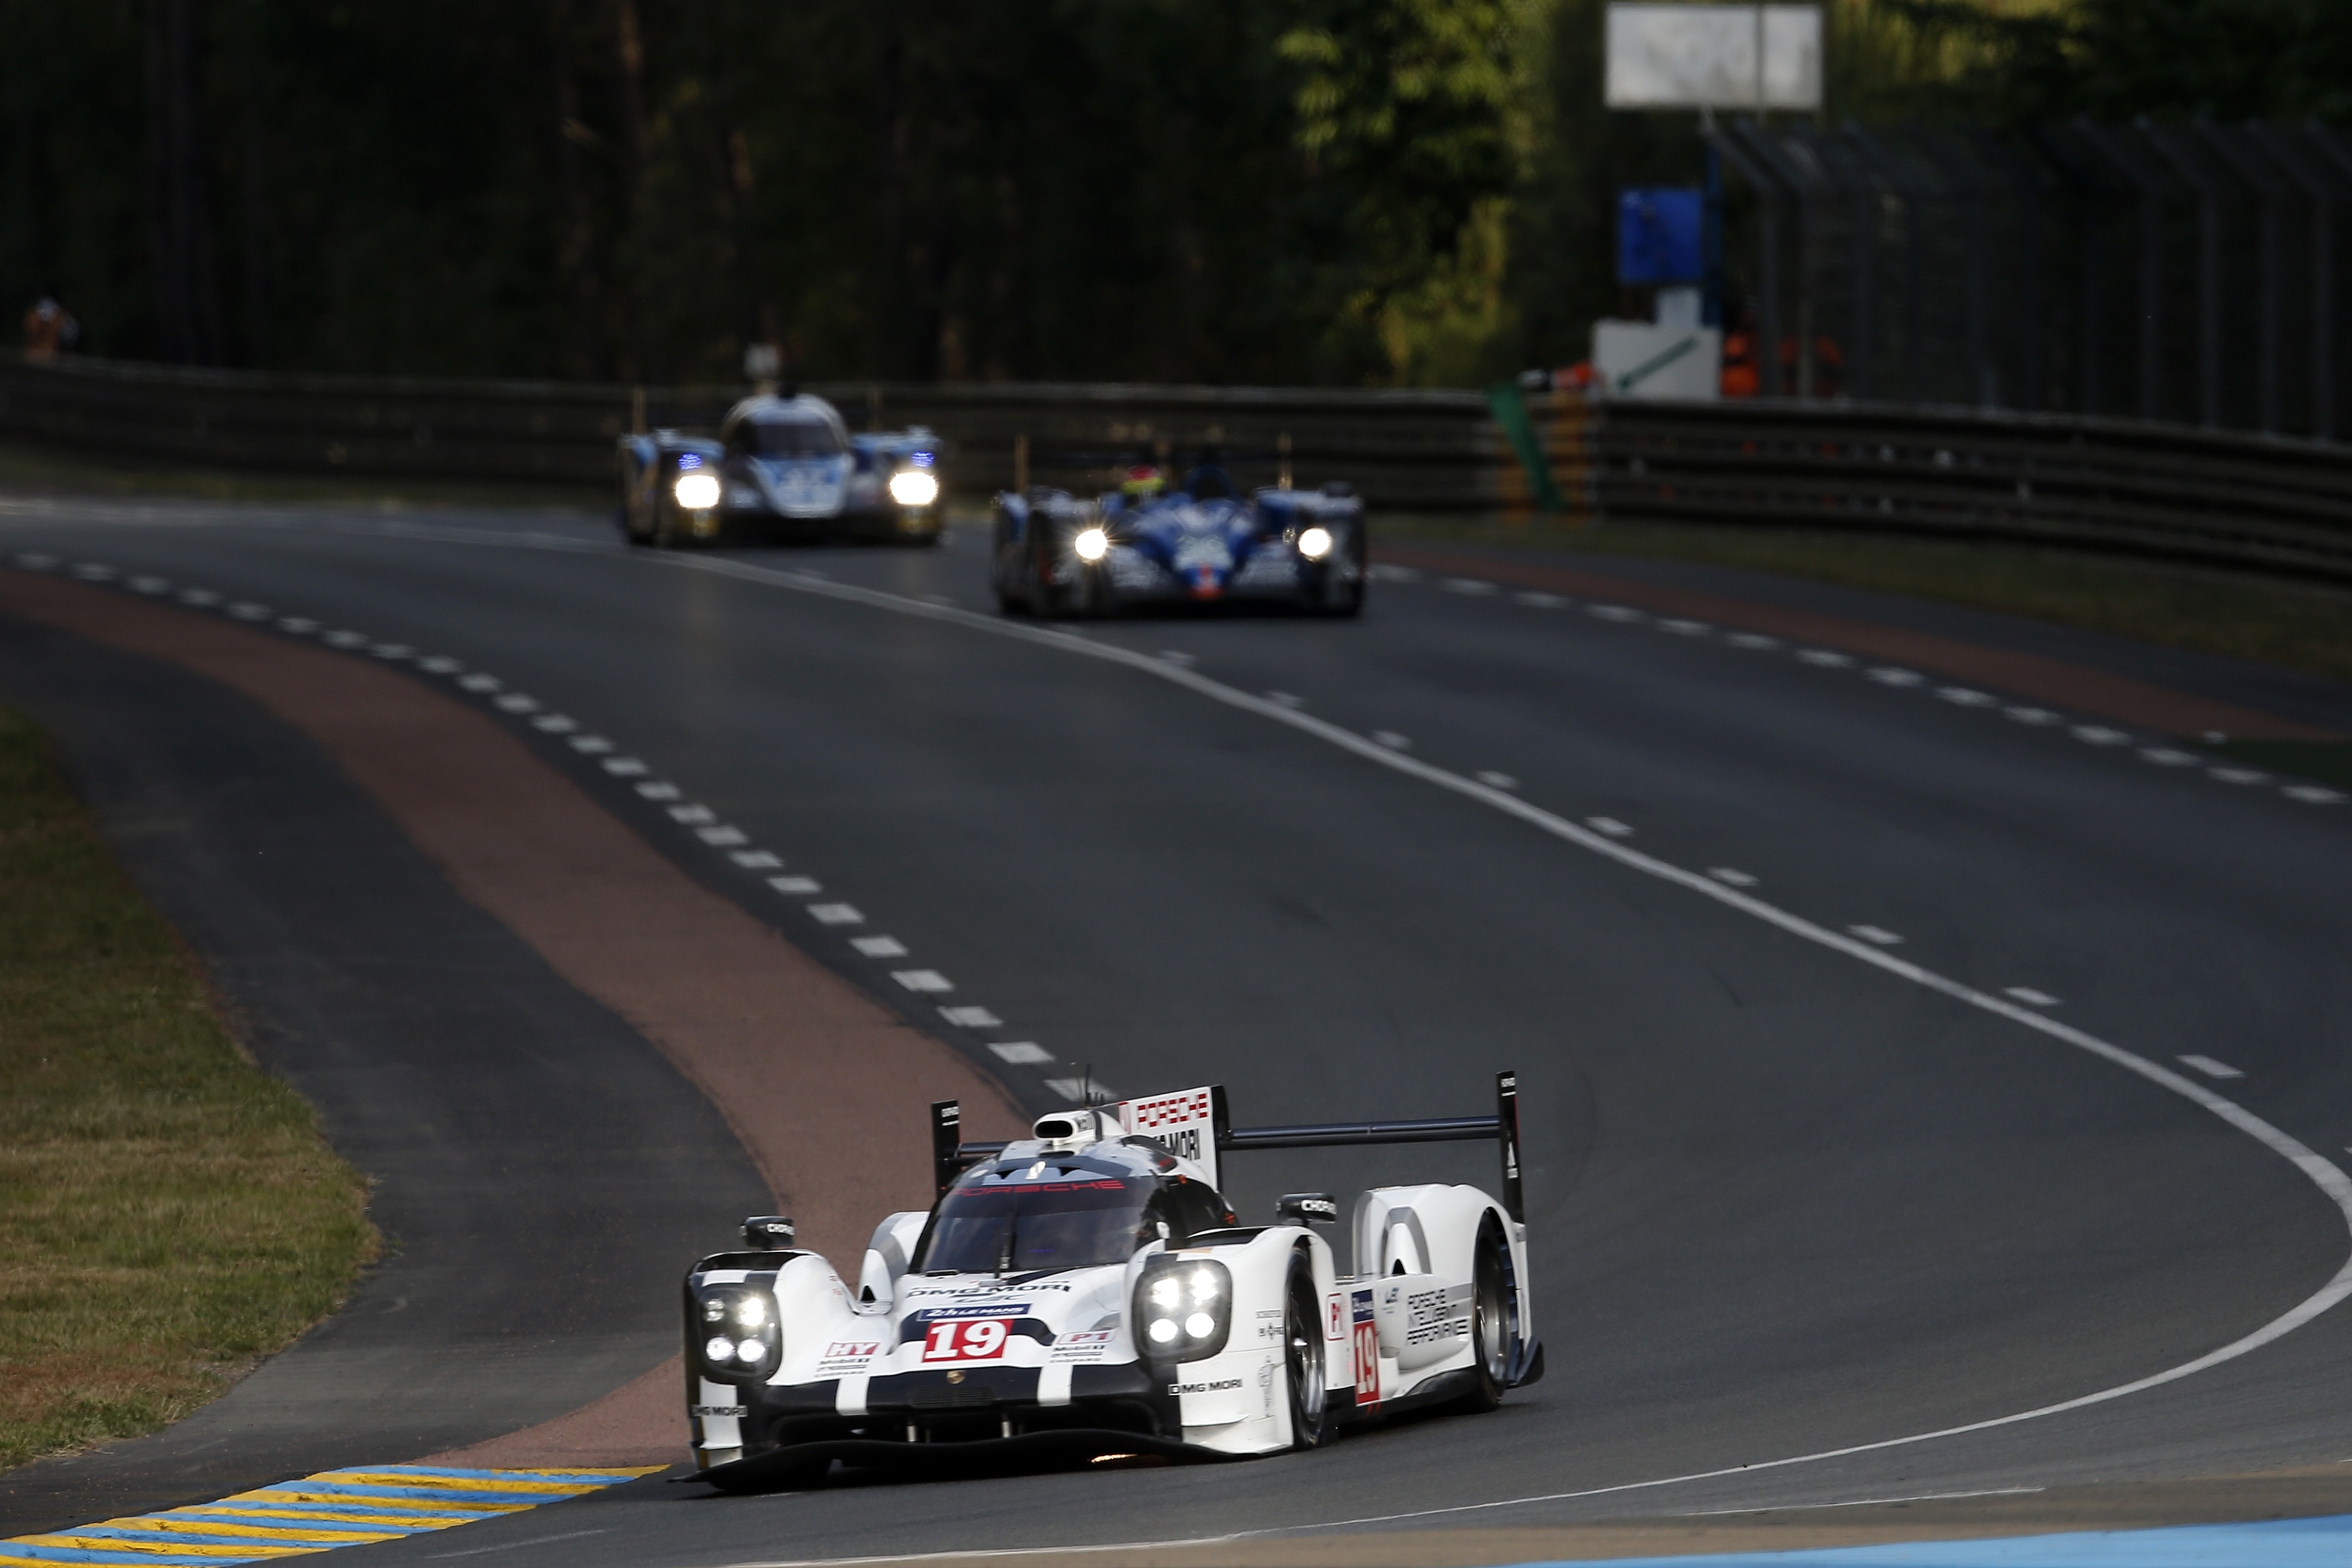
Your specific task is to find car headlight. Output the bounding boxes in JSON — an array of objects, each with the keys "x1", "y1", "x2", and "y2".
[
  {"x1": 674, "y1": 472, "x2": 721, "y2": 510},
  {"x1": 1134, "y1": 1256, "x2": 1230, "y2": 1362},
  {"x1": 888, "y1": 469, "x2": 939, "y2": 507},
  {"x1": 694, "y1": 1286, "x2": 779, "y2": 1377},
  {"x1": 1297, "y1": 525, "x2": 1333, "y2": 560},
  {"x1": 1074, "y1": 527, "x2": 1109, "y2": 562}
]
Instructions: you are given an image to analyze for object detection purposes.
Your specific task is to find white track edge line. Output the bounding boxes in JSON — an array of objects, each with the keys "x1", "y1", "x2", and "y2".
[{"x1": 82, "y1": 519, "x2": 2352, "y2": 1538}]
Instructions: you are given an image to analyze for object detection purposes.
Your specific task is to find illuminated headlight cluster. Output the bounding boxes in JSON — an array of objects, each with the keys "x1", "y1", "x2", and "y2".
[
  {"x1": 674, "y1": 470, "x2": 721, "y2": 510},
  {"x1": 1296, "y1": 525, "x2": 1334, "y2": 560},
  {"x1": 1134, "y1": 1256, "x2": 1230, "y2": 1362},
  {"x1": 888, "y1": 469, "x2": 940, "y2": 507},
  {"x1": 696, "y1": 1287, "x2": 779, "y2": 1376},
  {"x1": 1074, "y1": 526, "x2": 1109, "y2": 562}
]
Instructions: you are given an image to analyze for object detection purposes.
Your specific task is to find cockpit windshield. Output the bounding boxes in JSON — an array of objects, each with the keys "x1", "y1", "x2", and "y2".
[
  {"x1": 744, "y1": 417, "x2": 843, "y2": 459},
  {"x1": 918, "y1": 1173, "x2": 1155, "y2": 1275}
]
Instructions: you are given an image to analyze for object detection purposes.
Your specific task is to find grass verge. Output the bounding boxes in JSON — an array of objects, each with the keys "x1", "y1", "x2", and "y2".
[
  {"x1": 0, "y1": 706, "x2": 377, "y2": 1473},
  {"x1": 1376, "y1": 514, "x2": 2352, "y2": 692}
]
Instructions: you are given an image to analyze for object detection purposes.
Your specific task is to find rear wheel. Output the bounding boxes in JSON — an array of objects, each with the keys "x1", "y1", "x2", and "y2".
[
  {"x1": 1461, "y1": 1221, "x2": 1512, "y2": 1412},
  {"x1": 1284, "y1": 1253, "x2": 1331, "y2": 1449}
]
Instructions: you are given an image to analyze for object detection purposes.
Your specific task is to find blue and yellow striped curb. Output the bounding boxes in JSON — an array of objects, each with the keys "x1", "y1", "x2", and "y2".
[{"x1": 0, "y1": 1464, "x2": 660, "y2": 1566}]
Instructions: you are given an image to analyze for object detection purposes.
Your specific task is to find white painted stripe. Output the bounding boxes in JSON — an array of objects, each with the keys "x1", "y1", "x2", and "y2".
[
  {"x1": 323, "y1": 629, "x2": 367, "y2": 647},
  {"x1": 1265, "y1": 691, "x2": 1305, "y2": 709},
  {"x1": 372, "y1": 643, "x2": 414, "y2": 659},
  {"x1": 1847, "y1": 924, "x2": 1902, "y2": 945},
  {"x1": 635, "y1": 781, "x2": 681, "y2": 800},
  {"x1": 2211, "y1": 767, "x2": 2269, "y2": 785},
  {"x1": 279, "y1": 616, "x2": 319, "y2": 633},
  {"x1": 1868, "y1": 667, "x2": 1924, "y2": 687},
  {"x1": 129, "y1": 576, "x2": 169, "y2": 593},
  {"x1": 1724, "y1": 632, "x2": 1779, "y2": 649},
  {"x1": 1473, "y1": 771, "x2": 1517, "y2": 791},
  {"x1": 891, "y1": 969, "x2": 953, "y2": 993},
  {"x1": 458, "y1": 674, "x2": 502, "y2": 692},
  {"x1": 15, "y1": 552, "x2": 58, "y2": 568},
  {"x1": 1706, "y1": 867, "x2": 1757, "y2": 887},
  {"x1": 1512, "y1": 591, "x2": 1566, "y2": 608},
  {"x1": 1678, "y1": 1486, "x2": 2045, "y2": 1517},
  {"x1": 1796, "y1": 649, "x2": 1851, "y2": 666},
  {"x1": 2073, "y1": 725, "x2": 2131, "y2": 745},
  {"x1": 531, "y1": 714, "x2": 577, "y2": 733},
  {"x1": 767, "y1": 875, "x2": 821, "y2": 894},
  {"x1": 601, "y1": 757, "x2": 649, "y2": 776},
  {"x1": 1157, "y1": 650, "x2": 1196, "y2": 667},
  {"x1": 1656, "y1": 618, "x2": 1710, "y2": 635},
  {"x1": 2005, "y1": 706, "x2": 2061, "y2": 725},
  {"x1": 668, "y1": 804, "x2": 716, "y2": 824},
  {"x1": 1588, "y1": 604, "x2": 1643, "y2": 622},
  {"x1": 2003, "y1": 987, "x2": 2060, "y2": 1007},
  {"x1": 1937, "y1": 687, "x2": 1995, "y2": 706},
  {"x1": 730, "y1": 850, "x2": 783, "y2": 869},
  {"x1": 227, "y1": 602, "x2": 271, "y2": 620},
  {"x1": 345, "y1": 520, "x2": 2352, "y2": 1507},
  {"x1": 417, "y1": 656, "x2": 463, "y2": 674},
  {"x1": 808, "y1": 903, "x2": 864, "y2": 926},
  {"x1": 1443, "y1": 577, "x2": 1498, "y2": 596},
  {"x1": 71, "y1": 563, "x2": 116, "y2": 580},
  {"x1": 2179, "y1": 1054, "x2": 2244, "y2": 1080},
  {"x1": 2285, "y1": 785, "x2": 2344, "y2": 804},
  {"x1": 1372, "y1": 731, "x2": 1410, "y2": 750},
  {"x1": 570, "y1": 735, "x2": 615, "y2": 753},
  {"x1": 695, "y1": 826, "x2": 747, "y2": 846},
  {"x1": 989, "y1": 1042, "x2": 1053, "y2": 1064},
  {"x1": 493, "y1": 693, "x2": 541, "y2": 713},
  {"x1": 2139, "y1": 747, "x2": 2199, "y2": 766},
  {"x1": 851, "y1": 936, "x2": 909, "y2": 958},
  {"x1": 1585, "y1": 816, "x2": 1632, "y2": 838},
  {"x1": 938, "y1": 1006, "x2": 1001, "y2": 1029}
]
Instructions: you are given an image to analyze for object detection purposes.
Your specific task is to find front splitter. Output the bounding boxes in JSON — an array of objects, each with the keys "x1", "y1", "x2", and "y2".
[{"x1": 683, "y1": 1429, "x2": 1241, "y2": 1492}]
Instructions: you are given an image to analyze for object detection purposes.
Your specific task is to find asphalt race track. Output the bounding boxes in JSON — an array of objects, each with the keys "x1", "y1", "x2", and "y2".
[{"x1": 1, "y1": 497, "x2": 2349, "y2": 1567}]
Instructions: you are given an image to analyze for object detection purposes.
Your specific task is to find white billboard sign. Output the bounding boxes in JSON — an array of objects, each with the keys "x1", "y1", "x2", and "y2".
[{"x1": 1605, "y1": 4, "x2": 1823, "y2": 111}]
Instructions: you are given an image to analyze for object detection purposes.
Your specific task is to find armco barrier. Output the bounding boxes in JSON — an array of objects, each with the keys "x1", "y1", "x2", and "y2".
[
  {"x1": 1591, "y1": 400, "x2": 2352, "y2": 582},
  {"x1": 0, "y1": 355, "x2": 1508, "y2": 512},
  {"x1": 3, "y1": 353, "x2": 2348, "y2": 581}
]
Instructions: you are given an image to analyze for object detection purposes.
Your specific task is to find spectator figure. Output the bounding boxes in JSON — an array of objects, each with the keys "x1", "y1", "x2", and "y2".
[{"x1": 23, "y1": 296, "x2": 78, "y2": 361}]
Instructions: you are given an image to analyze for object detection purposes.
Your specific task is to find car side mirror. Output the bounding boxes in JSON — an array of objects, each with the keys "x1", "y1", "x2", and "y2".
[
  {"x1": 742, "y1": 1215, "x2": 795, "y2": 1249},
  {"x1": 1277, "y1": 1193, "x2": 1338, "y2": 1226}
]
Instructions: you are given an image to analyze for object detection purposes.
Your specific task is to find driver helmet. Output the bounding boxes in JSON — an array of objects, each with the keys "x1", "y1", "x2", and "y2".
[{"x1": 1119, "y1": 463, "x2": 1167, "y2": 502}]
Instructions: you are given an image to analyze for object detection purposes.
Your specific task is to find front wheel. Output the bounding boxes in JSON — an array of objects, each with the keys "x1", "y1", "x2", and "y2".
[{"x1": 1284, "y1": 1253, "x2": 1332, "y2": 1449}]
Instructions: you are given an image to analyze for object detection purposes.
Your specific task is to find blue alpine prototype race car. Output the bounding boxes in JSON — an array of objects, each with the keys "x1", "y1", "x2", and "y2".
[
  {"x1": 991, "y1": 462, "x2": 1366, "y2": 618},
  {"x1": 618, "y1": 393, "x2": 943, "y2": 548}
]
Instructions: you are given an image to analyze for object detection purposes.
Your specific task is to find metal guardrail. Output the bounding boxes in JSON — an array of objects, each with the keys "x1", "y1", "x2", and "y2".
[
  {"x1": 0, "y1": 355, "x2": 1505, "y2": 511},
  {"x1": 1583, "y1": 398, "x2": 2352, "y2": 582},
  {"x1": 2, "y1": 353, "x2": 2347, "y2": 581}
]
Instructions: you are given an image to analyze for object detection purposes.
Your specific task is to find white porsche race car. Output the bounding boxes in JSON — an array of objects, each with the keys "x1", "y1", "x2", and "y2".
[{"x1": 683, "y1": 1074, "x2": 1541, "y2": 1489}]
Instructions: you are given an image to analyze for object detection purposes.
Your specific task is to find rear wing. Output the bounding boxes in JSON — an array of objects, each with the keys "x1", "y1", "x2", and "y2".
[{"x1": 932, "y1": 1069, "x2": 1525, "y2": 1223}]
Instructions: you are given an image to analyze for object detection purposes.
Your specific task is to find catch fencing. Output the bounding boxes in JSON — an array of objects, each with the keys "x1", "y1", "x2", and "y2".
[
  {"x1": 1708, "y1": 118, "x2": 2352, "y2": 441},
  {"x1": 2, "y1": 352, "x2": 2349, "y2": 582}
]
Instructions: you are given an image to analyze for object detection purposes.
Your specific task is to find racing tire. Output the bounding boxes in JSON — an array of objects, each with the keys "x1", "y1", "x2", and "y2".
[
  {"x1": 1321, "y1": 528, "x2": 1368, "y2": 618},
  {"x1": 1027, "y1": 516, "x2": 1063, "y2": 618},
  {"x1": 1459, "y1": 1220, "x2": 1512, "y2": 1413},
  {"x1": 1283, "y1": 1252, "x2": 1332, "y2": 1450}
]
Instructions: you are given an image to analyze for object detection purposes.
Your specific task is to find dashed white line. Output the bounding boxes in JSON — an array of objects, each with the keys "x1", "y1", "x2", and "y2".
[
  {"x1": 1797, "y1": 649, "x2": 1852, "y2": 667},
  {"x1": 730, "y1": 849, "x2": 783, "y2": 869},
  {"x1": 989, "y1": 1042, "x2": 1054, "y2": 1065},
  {"x1": 371, "y1": 642, "x2": 413, "y2": 659},
  {"x1": 1473, "y1": 771, "x2": 1517, "y2": 791},
  {"x1": 1443, "y1": 577, "x2": 1498, "y2": 596},
  {"x1": 2006, "y1": 706, "x2": 2061, "y2": 725},
  {"x1": 1707, "y1": 867, "x2": 1758, "y2": 887},
  {"x1": 1513, "y1": 591, "x2": 1567, "y2": 608},
  {"x1": 768, "y1": 874, "x2": 821, "y2": 895},
  {"x1": 2179, "y1": 1055, "x2": 2245, "y2": 1080},
  {"x1": 1937, "y1": 687, "x2": 1995, "y2": 706},
  {"x1": 2072, "y1": 725, "x2": 2131, "y2": 745},
  {"x1": 2140, "y1": 747, "x2": 2200, "y2": 766},
  {"x1": 667, "y1": 804, "x2": 715, "y2": 824},
  {"x1": 417, "y1": 655, "x2": 463, "y2": 674},
  {"x1": 278, "y1": 616, "x2": 317, "y2": 634},
  {"x1": 1724, "y1": 632, "x2": 1779, "y2": 649},
  {"x1": 695, "y1": 826, "x2": 747, "y2": 846},
  {"x1": 458, "y1": 673, "x2": 502, "y2": 692},
  {"x1": 2285, "y1": 785, "x2": 2345, "y2": 805},
  {"x1": 2003, "y1": 987, "x2": 2061, "y2": 1007},
  {"x1": 892, "y1": 969, "x2": 953, "y2": 993},
  {"x1": 1656, "y1": 618, "x2": 1710, "y2": 635},
  {"x1": 227, "y1": 601, "x2": 271, "y2": 620},
  {"x1": 493, "y1": 692, "x2": 541, "y2": 713},
  {"x1": 1266, "y1": 691, "x2": 1306, "y2": 709},
  {"x1": 1847, "y1": 924, "x2": 1903, "y2": 945},
  {"x1": 128, "y1": 575, "x2": 169, "y2": 594},
  {"x1": 71, "y1": 563, "x2": 116, "y2": 581},
  {"x1": 322, "y1": 629, "x2": 368, "y2": 647},
  {"x1": 636, "y1": 781, "x2": 681, "y2": 800},
  {"x1": 532, "y1": 714, "x2": 577, "y2": 732},
  {"x1": 1588, "y1": 604, "x2": 1644, "y2": 622},
  {"x1": 571, "y1": 735, "x2": 615, "y2": 753},
  {"x1": 807, "y1": 903, "x2": 863, "y2": 926},
  {"x1": 2211, "y1": 767, "x2": 2269, "y2": 785},
  {"x1": 1868, "y1": 667, "x2": 1925, "y2": 687},
  {"x1": 602, "y1": 757, "x2": 649, "y2": 776},
  {"x1": 851, "y1": 936, "x2": 909, "y2": 958},
  {"x1": 938, "y1": 1005, "x2": 1002, "y2": 1029}
]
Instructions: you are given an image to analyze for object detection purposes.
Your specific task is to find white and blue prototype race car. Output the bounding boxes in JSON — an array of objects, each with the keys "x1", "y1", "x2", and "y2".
[
  {"x1": 618, "y1": 393, "x2": 943, "y2": 548},
  {"x1": 992, "y1": 461, "x2": 1367, "y2": 618},
  {"x1": 683, "y1": 1074, "x2": 1540, "y2": 1490}
]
